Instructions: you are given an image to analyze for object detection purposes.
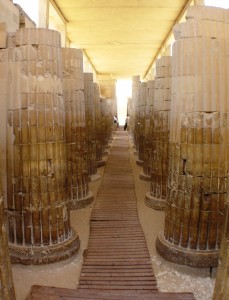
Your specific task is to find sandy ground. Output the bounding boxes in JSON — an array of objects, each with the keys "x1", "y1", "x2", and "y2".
[{"x1": 12, "y1": 134, "x2": 216, "y2": 300}]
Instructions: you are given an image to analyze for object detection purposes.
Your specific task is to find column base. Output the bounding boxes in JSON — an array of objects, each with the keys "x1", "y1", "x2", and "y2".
[
  {"x1": 145, "y1": 192, "x2": 167, "y2": 210},
  {"x1": 89, "y1": 173, "x2": 101, "y2": 182},
  {"x1": 97, "y1": 158, "x2": 106, "y2": 168},
  {"x1": 69, "y1": 191, "x2": 94, "y2": 210},
  {"x1": 156, "y1": 230, "x2": 219, "y2": 268},
  {"x1": 136, "y1": 159, "x2": 144, "y2": 166},
  {"x1": 10, "y1": 229, "x2": 80, "y2": 265},
  {"x1": 139, "y1": 171, "x2": 151, "y2": 181}
]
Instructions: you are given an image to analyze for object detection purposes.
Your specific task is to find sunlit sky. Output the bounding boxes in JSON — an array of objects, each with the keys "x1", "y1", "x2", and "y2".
[
  {"x1": 13, "y1": 0, "x2": 38, "y2": 25},
  {"x1": 205, "y1": 0, "x2": 229, "y2": 8},
  {"x1": 116, "y1": 80, "x2": 132, "y2": 125}
]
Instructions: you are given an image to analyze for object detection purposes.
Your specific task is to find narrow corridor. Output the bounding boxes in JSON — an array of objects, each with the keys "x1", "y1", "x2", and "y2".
[{"x1": 28, "y1": 130, "x2": 195, "y2": 299}]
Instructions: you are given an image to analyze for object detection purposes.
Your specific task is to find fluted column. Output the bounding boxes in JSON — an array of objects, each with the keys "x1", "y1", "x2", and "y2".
[
  {"x1": 213, "y1": 202, "x2": 229, "y2": 299},
  {"x1": 145, "y1": 56, "x2": 172, "y2": 210},
  {"x1": 156, "y1": 6, "x2": 229, "y2": 268},
  {"x1": 140, "y1": 80, "x2": 155, "y2": 181},
  {"x1": 0, "y1": 163, "x2": 15, "y2": 299},
  {"x1": 132, "y1": 76, "x2": 140, "y2": 152},
  {"x1": 84, "y1": 73, "x2": 99, "y2": 181},
  {"x1": 6, "y1": 28, "x2": 79, "y2": 264},
  {"x1": 136, "y1": 82, "x2": 147, "y2": 166},
  {"x1": 62, "y1": 48, "x2": 93, "y2": 209},
  {"x1": 94, "y1": 83, "x2": 106, "y2": 167}
]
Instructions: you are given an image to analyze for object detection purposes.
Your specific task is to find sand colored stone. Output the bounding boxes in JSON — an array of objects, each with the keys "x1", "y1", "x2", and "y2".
[
  {"x1": 62, "y1": 48, "x2": 93, "y2": 209},
  {"x1": 140, "y1": 80, "x2": 154, "y2": 181},
  {"x1": 6, "y1": 28, "x2": 79, "y2": 264},
  {"x1": 84, "y1": 73, "x2": 99, "y2": 180},
  {"x1": 156, "y1": 6, "x2": 229, "y2": 268},
  {"x1": 0, "y1": 159, "x2": 15, "y2": 299},
  {"x1": 145, "y1": 56, "x2": 172, "y2": 211}
]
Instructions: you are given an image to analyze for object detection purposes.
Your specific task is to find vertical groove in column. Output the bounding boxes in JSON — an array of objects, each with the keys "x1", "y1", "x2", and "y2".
[
  {"x1": 6, "y1": 28, "x2": 79, "y2": 264},
  {"x1": 62, "y1": 49, "x2": 93, "y2": 210}
]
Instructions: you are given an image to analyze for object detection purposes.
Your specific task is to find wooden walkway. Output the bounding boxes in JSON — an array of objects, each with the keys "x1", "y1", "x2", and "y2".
[{"x1": 27, "y1": 130, "x2": 195, "y2": 299}]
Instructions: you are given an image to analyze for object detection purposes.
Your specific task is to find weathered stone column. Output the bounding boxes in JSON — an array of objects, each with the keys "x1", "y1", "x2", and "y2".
[
  {"x1": 132, "y1": 76, "x2": 140, "y2": 152},
  {"x1": 6, "y1": 28, "x2": 79, "y2": 264},
  {"x1": 136, "y1": 82, "x2": 147, "y2": 166},
  {"x1": 0, "y1": 164, "x2": 15, "y2": 299},
  {"x1": 94, "y1": 83, "x2": 106, "y2": 168},
  {"x1": 62, "y1": 48, "x2": 93, "y2": 209},
  {"x1": 213, "y1": 201, "x2": 229, "y2": 300},
  {"x1": 156, "y1": 6, "x2": 228, "y2": 267},
  {"x1": 84, "y1": 73, "x2": 99, "y2": 181},
  {"x1": 145, "y1": 56, "x2": 172, "y2": 210},
  {"x1": 97, "y1": 74, "x2": 117, "y2": 138},
  {"x1": 140, "y1": 80, "x2": 155, "y2": 181}
]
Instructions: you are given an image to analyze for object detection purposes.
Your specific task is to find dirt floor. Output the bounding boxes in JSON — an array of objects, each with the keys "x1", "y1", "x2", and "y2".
[{"x1": 12, "y1": 134, "x2": 216, "y2": 300}]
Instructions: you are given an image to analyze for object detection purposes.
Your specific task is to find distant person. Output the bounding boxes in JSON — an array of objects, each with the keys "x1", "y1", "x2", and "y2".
[
  {"x1": 124, "y1": 115, "x2": 130, "y2": 131},
  {"x1": 114, "y1": 115, "x2": 119, "y2": 129}
]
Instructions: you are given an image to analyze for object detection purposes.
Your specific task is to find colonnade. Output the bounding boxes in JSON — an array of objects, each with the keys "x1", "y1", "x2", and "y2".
[
  {"x1": 0, "y1": 26, "x2": 116, "y2": 296},
  {"x1": 129, "y1": 5, "x2": 229, "y2": 299}
]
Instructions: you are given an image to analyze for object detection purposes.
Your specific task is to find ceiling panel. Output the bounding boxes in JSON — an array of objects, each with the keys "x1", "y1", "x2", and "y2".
[{"x1": 54, "y1": 0, "x2": 190, "y2": 78}]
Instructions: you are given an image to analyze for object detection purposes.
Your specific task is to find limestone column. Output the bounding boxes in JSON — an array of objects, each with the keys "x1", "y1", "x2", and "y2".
[
  {"x1": 213, "y1": 201, "x2": 229, "y2": 300},
  {"x1": 94, "y1": 83, "x2": 106, "y2": 167},
  {"x1": 0, "y1": 164, "x2": 15, "y2": 299},
  {"x1": 62, "y1": 48, "x2": 93, "y2": 209},
  {"x1": 6, "y1": 28, "x2": 79, "y2": 264},
  {"x1": 140, "y1": 80, "x2": 155, "y2": 181},
  {"x1": 156, "y1": 6, "x2": 229, "y2": 268},
  {"x1": 105, "y1": 99, "x2": 113, "y2": 144},
  {"x1": 136, "y1": 82, "x2": 147, "y2": 166},
  {"x1": 132, "y1": 76, "x2": 140, "y2": 152},
  {"x1": 97, "y1": 74, "x2": 116, "y2": 139},
  {"x1": 84, "y1": 73, "x2": 99, "y2": 181},
  {"x1": 145, "y1": 56, "x2": 172, "y2": 210}
]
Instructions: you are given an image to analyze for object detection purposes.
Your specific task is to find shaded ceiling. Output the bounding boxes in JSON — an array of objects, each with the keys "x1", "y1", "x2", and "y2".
[{"x1": 53, "y1": 0, "x2": 190, "y2": 79}]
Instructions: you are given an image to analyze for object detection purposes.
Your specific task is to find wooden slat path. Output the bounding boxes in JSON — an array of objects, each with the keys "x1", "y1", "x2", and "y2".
[
  {"x1": 27, "y1": 130, "x2": 195, "y2": 300},
  {"x1": 79, "y1": 131, "x2": 157, "y2": 291}
]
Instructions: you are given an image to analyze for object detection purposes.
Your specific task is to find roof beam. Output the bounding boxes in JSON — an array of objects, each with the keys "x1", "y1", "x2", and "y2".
[
  {"x1": 49, "y1": 0, "x2": 68, "y2": 24},
  {"x1": 82, "y1": 49, "x2": 99, "y2": 75}
]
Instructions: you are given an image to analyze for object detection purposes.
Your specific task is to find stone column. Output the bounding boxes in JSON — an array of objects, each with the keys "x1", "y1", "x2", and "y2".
[
  {"x1": 140, "y1": 80, "x2": 155, "y2": 181},
  {"x1": 62, "y1": 48, "x2": 93, "y2": 209},
  {"x1": 97, "y1": 74, "x2": 116, "y2": 139},
  {"x1": 213, "y1": 201, "x2": 229, "y2": 300},
  {"x1": 0, "y1": 164, "x2": 15, "y2": 299},
  {"x1": 156, "y1": 6, "x2": 229, "y2": 268},
  {"x1": 6, "y1": 28, "x2": 79, "y2": 264},
  {"x1": 145, "y1": 56, "x2": 172, "y2": 210},
  {"x1": 84, "y1": 73, "x2": 99, "y2": 181},
  {"x1": 94, "y1": 83, "x2": 106, "y2": 168},
  {"x1": 132, "y1": 76, "x2": 140, "y2": 152},
  {"x1": 136, "y1": 82, "x2": 147, "y2": 166}
]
